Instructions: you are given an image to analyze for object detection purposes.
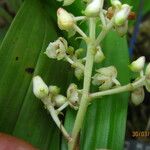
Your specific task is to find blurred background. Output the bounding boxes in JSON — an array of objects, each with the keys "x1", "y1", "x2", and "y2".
[{"x1": 0, "y1": 0, "x2": 149, "y2": 149}]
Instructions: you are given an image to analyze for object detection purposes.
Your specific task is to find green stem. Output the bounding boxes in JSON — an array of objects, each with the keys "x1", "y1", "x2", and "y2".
[
  {"x1": 65, "y1": 55, "x2": 85, "y2": 70},
  {"x1": 68, "y1": 18, "x2": 96, "y2": 150},
  {"x1": 90, "y1": 76, "x2": 145, "y2": 100},
  {"x1": 95, "y1": 18, "x2": 114, "y2": 47},
  {"x1": 42, "y1": 98, "x2": 71, "y2": 142}
]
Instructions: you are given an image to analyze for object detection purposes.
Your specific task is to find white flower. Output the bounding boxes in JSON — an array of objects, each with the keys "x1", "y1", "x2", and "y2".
[
  {"x1": 129, "y1": 56, "x2": 145, "y2": 72},
  {"x1": 131, "y1": 87, "x2": 145, "y2": 106},
  {"x1": 114, "y1": 4, "x2": 131, "y2": 26},
  {"x1": 33, "y1": 76, "x2": 49, "y2": 99},
  {"x1": 57, "y1": 8, "x2": 75, "y2": 31},
  {"x1": 84, "y1": 0, "x2": 103, "y2": 17},
  {"x1": 96, "y1": 66, "x2": 117, "y2": 78},
  {"x1": 92, "y1": 66, "x2": 119, "y2": 90},
  {"x1": 45, "y1": 37, "x2": 67, "y2": 60},
  {"x1": 145, "y1": 63, "x2": 150, "y2": 92},
  {"x1": 67, "y1": 83, "x2": 80, "y2": 106}
]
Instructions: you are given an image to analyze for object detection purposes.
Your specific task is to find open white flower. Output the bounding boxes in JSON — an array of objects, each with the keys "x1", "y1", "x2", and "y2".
[
  {"x1": 45, "y1": 37, "x2": 67, "y2": 60},
  {"x1": 67, "y1": 83, "x2": 80, "y2": 106},
  {"x1": 96, "y1": 66, "x2": 117, "y2": 78},
  {"x1": 92, "y1": 66, "x2": 119, "y2": 90}
]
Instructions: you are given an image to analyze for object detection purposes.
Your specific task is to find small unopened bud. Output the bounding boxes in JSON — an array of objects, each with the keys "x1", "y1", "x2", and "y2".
[
  {"x1": 114, "y1": 4, "x2": 131, "y2": 26},
  {"x1": 115, "y1": 21, "x2": 128, "y2": 37},
  {"x1": 75, "y1": 48, "x2": 84, "y2": 58},
  {"x1": 131, "y1": 87, "x2": 145, "y2": 106},
  {"x1": 94, "y1": 47, "x2": 105, "y2": 63},
  {"x1": 84, "y1": 0, "x2": 103, "y2": 17},
  {"x1": 111, "y1": 0, "x2": 122, "y2": 8},
  {"x1": 49, "y1": 86, "x2": 60, "y2": 95},
  {"x1": 63, "y1": 0, "x2": 75, "y2": 6},
  {"x1": 129, "y1": 56, "x2": 145, "y2": 72},
  {"x1": 54, "y1": 95, "x2": 67, "y2": 107},
  {"x1": 33, "y1": 76, "x2": 49, "y2": 99},
  {"x1": 67, "y1": 83, "x2": 79, "y2": 106},
  {"x1": 145, "y1": 63, "x2": 150, "y2": 92},
  {"x1": 66, "y1": 46, "x2": 74, "y2": 56},
  {"x1": 45, "y1": 37, "x2": 67, "y2": 60},
  {"x1": 57, "y1": 8, "x2": 75, "y2": 31},
  {"x1": 75, "y1": 68, "x2": 84, "y2": 80}
]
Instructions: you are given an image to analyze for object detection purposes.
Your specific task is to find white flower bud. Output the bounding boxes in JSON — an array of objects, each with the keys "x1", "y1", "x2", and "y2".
[
  {"x1": 67, "y1": 83, "x2": 79, "y2": 106},
  {"x1": 94, "y1": 47, "x2": 105, "y2": 63},
  {"x1": 115, "y1": 20, "x2": 128, "y2": 37},
  {"x1": 114, "y1": 4, "x2": 131, "y2": 26},
  {"x1": 84, "y1": 0, "x2": 103, "y2": 17},
  {"x1": 111, "y1": 0, "x2": 122, "y2": 8},
  {"x1": 33, "y1": 76, "x2": 49, "y2": 99},
  {"x1": 74, "y1": 68, "x2": 84, "y2": 80},
  {"x1": 131, "y1": 87, "x2": 145, "y2": 106},
  {"x1": 129, "y1": 56, "x2": 145, "y2": 72},
  {"x1": 54, "y1": 95, "x2": 67, "y2": 107},
  {"x1": 145, "y1": 63, "x2": 150, "y2": 92},
  {"x1": 45, "y1": 37, "x2": 67, "y2": 60},
  {"x1": 49, "y1": 86, "x2": 60, "y2": 95},
  {"x1": 57, "y1": 8, "x2": 75, "y2": 31},
  {"x1": 63, "y1": 0, "x2": 75, "y2": 6}
]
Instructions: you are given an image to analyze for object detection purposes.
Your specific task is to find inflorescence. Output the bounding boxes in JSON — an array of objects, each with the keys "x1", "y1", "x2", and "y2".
[{"x1": 32, "y1": 0, "x2": 150, "y2": 149}]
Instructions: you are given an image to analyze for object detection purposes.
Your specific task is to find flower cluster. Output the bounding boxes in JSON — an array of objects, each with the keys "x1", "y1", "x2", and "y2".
[
  {"x1": 129, "y1": 56, "x2": 150, "y2": 105},
  {"x1": 32, "y1": 0, "x2": 150, "y2": 148},
  {"x1": 33, "y1": 76, "x2": 80, "y2": 111}
]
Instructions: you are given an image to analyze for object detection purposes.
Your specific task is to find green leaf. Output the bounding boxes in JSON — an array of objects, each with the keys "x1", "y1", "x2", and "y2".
[{"x1": 0, "y1": 0, "x2": 69, "y2": 149}]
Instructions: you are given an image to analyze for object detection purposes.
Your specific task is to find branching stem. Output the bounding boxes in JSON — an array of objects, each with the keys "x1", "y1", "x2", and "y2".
[
  {"x1": 68, "y1": 18, "x2": 96, "y2": 150},
  {"x1": 90, "y1": 76, "x2": 145, "y2": 100},
  {"x1": 73, "y1": 24, "x2": 88, "y2": 39},
  {"x1": 42, "y1": 98, "x2": 71, "y2": 142},
  {"x1": 65, "y1": 55, "x2": 85, "y2": 70},
  {"x1": 95, "y1": 18, "x2": 114, "y2": 47}
]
